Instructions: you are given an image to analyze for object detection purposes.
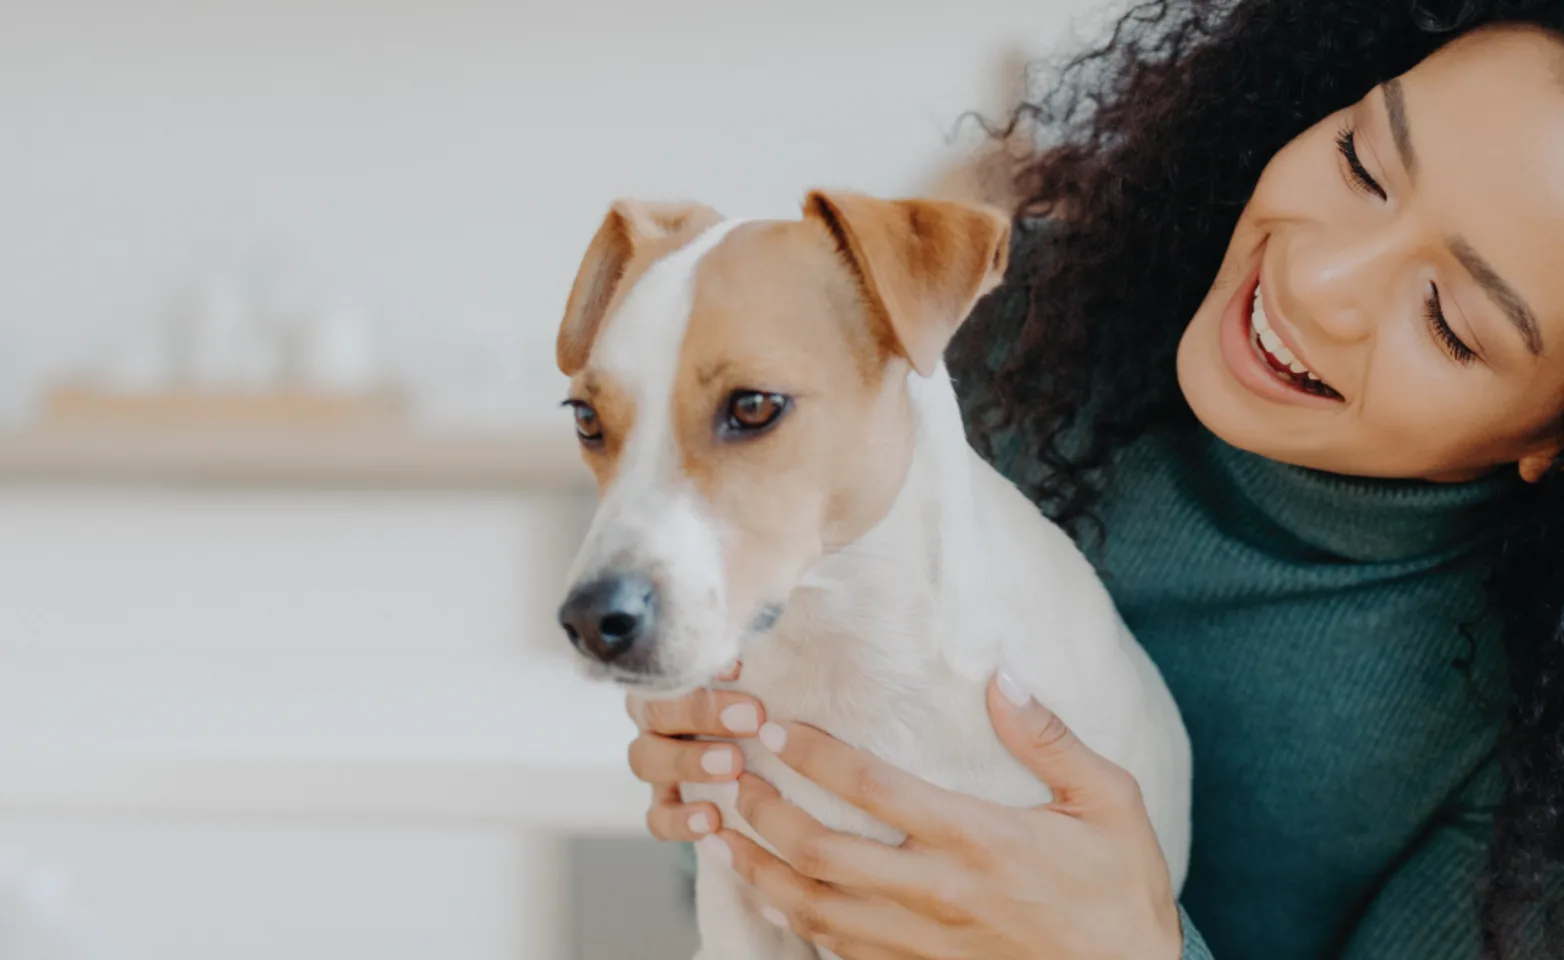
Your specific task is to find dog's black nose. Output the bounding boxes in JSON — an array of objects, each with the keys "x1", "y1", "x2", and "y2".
[{"x1": 558, "y1": 573, "x2": 657, "y2": 664}]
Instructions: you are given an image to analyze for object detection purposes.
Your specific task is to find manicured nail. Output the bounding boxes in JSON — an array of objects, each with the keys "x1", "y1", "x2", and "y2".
[
  {"x1": 721, "y1": 703, "x2": 760, "y2": 734},
  {"x1": 761, "y1": 905, "x2": 789, "y2": 928},
  {"x1": 701, "y1": 748, "x2": 735, "y2": 776},
  {"x1": 759, "y1": 722, "x2": 788, "y2": 753},
  {"x1": 996, "y1": 667, "x2": 1032, "y2": 708},
  {"x1": 698, "y1": 834, "x2": 732, "y2": 869},
  {"x1": 718, "y1": 660, "x2": 742, "y2": 682},
  {"x1": 687, "y1": 812, "x2": 713, "y2": 835}
]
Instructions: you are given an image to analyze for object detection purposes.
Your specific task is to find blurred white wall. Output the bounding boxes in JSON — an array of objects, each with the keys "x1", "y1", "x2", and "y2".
[{"x1": 0, "y1": 0, "x2": 1107, "y2": 424}]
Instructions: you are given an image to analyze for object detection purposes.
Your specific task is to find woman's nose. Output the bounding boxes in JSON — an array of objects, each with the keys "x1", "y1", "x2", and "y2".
[{"x1": 1282, "y1": 227, "x2": 1403, "y2": 343}]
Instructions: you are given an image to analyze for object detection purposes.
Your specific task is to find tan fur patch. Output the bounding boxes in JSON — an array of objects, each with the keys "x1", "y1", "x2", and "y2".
[
  {"x1": 803, "y1": 191, "x2": 1011, "y2": 376},
  {"x1": 560, "y1": 199, "x2": 725, "y2": 488},
  {"x1": 671, "y1": 218, "x2": 920, "y2": 630},
  {"x1": 570, "y1": 371, "x2": 637, "y2": 489},
  {"x1": 557, "y1": 199, "x2": 724, "y2": 376}
]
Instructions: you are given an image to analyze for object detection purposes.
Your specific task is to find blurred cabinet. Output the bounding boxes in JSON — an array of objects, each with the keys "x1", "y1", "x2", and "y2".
[
  {"x1": 0, "y1": 814, "x2": 560, "y2": 960},
  {"x1": 0, "y1": 427, "x2": 691, "y2": 960}
]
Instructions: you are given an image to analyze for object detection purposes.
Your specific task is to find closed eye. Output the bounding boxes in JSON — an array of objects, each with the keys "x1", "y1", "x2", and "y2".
[
  {"x1": 1335, "y1": 127, "x2": 1386, "y2": 201},
  {"x1": 1423, "y1": 283, "x2": 1478, "y2": 366}
]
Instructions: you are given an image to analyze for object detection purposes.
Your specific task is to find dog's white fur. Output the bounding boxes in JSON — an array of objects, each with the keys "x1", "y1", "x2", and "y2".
[{"x1": 565, "y1": 215, "x2": 1192, "y2": 960}]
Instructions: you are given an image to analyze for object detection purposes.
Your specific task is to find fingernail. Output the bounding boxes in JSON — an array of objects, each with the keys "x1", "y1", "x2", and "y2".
[
  {"x1": 759, "y1": 722, "x2": 788, "y2": 753},
  {"x1": 718, "y1": 659, "x2": 742, "y2": 682},
  {"x1": 721, "y1": 703, "x2": 760, "y2": 734},
  {"x1": 687, "y1": 812, "x2": 713, "y2": 835},
  {"x1": 761, "y1": 905, "x2": 789, "y2": 928},
  {"x1": 698, "y1": 834, "x2": 732, "y2": 869},
  {"x1": 701, "y1": 748, "x2": 735, "y2": 776},
  {"x1": 996, "y1": 667, "x2": 1032, "y2": 708}
]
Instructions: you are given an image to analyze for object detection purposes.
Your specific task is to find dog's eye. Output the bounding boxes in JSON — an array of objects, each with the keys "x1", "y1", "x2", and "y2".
[
  {"x1": 725, "y1": 390, "x2": 790, "y2": 434},
  {"x1": 566, "y1": 401, "x2": 603, "y2": 444}
]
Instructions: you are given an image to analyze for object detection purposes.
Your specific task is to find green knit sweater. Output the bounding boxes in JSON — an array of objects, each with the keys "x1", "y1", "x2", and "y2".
[{"x1": 1029, "y1": 424, "x2": 1529, "y2": 959}]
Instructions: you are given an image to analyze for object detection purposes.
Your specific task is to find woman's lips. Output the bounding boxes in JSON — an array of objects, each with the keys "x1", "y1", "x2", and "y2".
[
  {"x1": 1218, "y1": 259, "x2": 1344, "y2": 407},
  {"x1": 1249, "y1": 283, "x2": 1342, "y2": 400}
]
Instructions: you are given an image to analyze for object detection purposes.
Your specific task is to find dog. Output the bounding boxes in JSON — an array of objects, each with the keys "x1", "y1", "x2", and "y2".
[{"x1": 553, "y1": 190, "x2": 1192, "y2": 960}]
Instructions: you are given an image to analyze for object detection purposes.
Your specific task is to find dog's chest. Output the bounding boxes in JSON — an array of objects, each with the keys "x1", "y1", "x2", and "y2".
[{"x1": 687, "y1": 627, "x2": 1054, "y2": 849}]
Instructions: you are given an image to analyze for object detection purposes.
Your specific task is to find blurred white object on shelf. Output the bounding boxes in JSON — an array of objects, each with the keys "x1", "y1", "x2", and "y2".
[
  {"x1": 171, "y1": 271, "x2": 279, "y2": 390},
  {"x1": 301, "y1": 295, "x2": 380, "y2": 393},
  {"x1": 40, "y1": 249, "x2": 405, "y2": 430}
]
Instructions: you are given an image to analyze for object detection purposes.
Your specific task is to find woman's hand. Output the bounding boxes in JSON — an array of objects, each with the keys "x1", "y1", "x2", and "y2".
[
  {"x1": 625, "y1": 661, "x2": 765, "y2": 841},
  {"x1": 698, "y1": 671, "x2": 1183, "y2": 960}
]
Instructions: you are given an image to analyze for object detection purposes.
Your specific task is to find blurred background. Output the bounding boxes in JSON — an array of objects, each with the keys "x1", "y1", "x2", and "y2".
[{"x1": 0, "y1": 1, "x2": 1105, "y2": 957}]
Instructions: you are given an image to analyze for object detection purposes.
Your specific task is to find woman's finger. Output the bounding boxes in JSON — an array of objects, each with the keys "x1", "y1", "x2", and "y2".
[
  {"x1": 756, "y1": 721, "x2": 987, "y2": 846},
  {"x1": 705, "y1": 830, "x2": 963, "y2": 958},
  {"x1": 627, "y1": 688, "x2": 764, "y2": 737},
  {"x1": 645, "y1": 783, "x2": 721, "y2": 842},
  {"x1": 733, "y1": 774, "x2": 953, "y2": 908},
  {"x1": 628, "y1": 732, "x2": 744, "y2": 784}
]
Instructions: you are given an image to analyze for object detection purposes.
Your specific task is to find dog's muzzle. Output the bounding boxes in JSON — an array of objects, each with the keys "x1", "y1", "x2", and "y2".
[{"x1": 557, "y1": 571, "x2": 659, "y2": 667}]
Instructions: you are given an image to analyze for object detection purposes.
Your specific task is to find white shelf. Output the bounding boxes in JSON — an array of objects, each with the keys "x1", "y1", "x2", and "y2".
[
  {"x1": 0, "y1": 425, "x2": 592, "y2": 491},
  {"x1": 0, "y1": 652, "x2": 646, "y2": 832}
]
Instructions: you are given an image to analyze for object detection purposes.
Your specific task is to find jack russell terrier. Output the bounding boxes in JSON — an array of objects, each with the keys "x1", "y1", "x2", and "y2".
[{"x1": 553, "y1": 190, "x2": 1192, "y2": 959}]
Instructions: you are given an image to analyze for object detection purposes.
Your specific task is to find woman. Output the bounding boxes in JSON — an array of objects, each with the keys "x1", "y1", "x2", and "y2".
[{"x1": 623, "y1": 2, "x2": 1564, "y2": 957}]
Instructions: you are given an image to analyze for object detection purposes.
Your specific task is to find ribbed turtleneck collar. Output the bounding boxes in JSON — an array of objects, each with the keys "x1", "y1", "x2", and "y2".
[{"x1": 1189, "y1": 428, "x2": 1523, "y2": 565}]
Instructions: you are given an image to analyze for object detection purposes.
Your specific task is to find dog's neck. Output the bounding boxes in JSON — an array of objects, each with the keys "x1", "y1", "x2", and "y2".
[{"x1": 784, "y1": 363, "x2": 994, "y2": 682}]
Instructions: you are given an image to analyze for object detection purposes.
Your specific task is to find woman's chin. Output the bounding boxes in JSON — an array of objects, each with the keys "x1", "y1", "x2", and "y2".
[
  {"x1": 1175, "y1": 315, "x2": 1248, "y2": 438},
  {"x1": 1177, "y1": 320, "x2": 1307, "y2": 466}
]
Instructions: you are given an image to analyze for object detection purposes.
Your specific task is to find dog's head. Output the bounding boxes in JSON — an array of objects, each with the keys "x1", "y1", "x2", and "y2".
[{"x1": 554, "y1": 190, "x2": 1010, "y2": 694}]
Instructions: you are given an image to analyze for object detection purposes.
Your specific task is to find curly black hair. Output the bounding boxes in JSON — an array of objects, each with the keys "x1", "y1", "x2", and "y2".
[{"x1": 945, "y1": 0, "x2": 1564, "y2": 956}]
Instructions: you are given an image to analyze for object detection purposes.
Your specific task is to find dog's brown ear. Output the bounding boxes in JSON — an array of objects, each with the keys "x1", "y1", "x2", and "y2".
[
  {"x1": 803, "y1": 190, "x2": 1010, "y2": 377},
  {"x1": 557, "y1": 199, "x2": 722, "y2": 376}
]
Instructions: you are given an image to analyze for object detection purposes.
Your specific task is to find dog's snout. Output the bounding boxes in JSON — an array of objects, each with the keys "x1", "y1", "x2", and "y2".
[{"x1": 558, "y1": 573, "x2": 658, "y2": 664}]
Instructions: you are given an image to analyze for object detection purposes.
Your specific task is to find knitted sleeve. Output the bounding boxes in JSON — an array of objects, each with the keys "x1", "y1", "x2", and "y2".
[{"x1": 1179, "y1": 903, "x2": 1216, "y2": 959}]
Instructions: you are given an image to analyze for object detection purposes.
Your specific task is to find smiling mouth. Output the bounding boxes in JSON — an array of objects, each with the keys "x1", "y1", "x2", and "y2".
[{"x1": 1248, "y1": 283, "x2": 1343, "y2": 401}]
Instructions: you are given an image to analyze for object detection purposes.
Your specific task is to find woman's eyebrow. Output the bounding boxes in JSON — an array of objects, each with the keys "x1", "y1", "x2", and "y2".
[
  {"x1": 1382, "y1": 78, "x2": 1418, "y2": 178},
  {"x1": 1382, "y1": 79, "x2": 1543, "y2": 357},
  {"x1": 1449, "y1": 236, "x2": 1544, "y2": 357}
]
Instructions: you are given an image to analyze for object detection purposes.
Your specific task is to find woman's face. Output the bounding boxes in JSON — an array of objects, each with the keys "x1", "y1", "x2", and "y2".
[{"x1": 1177, "y1": 25, "x2": 1564, "y2": 482}]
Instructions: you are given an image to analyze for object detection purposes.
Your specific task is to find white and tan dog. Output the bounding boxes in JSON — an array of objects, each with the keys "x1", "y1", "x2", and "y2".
[{"x1": 554, "y1": 190, "x2": 1191, "y2": 960}]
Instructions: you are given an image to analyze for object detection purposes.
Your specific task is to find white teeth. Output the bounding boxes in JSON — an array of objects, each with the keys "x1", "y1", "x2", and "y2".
[
  {"x1": 1250, "y1": 283, "x2": 1315, "y2": 380},
  {"x1": 1259, "y1": 327, "x2": 1298, "y2": 367}
]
